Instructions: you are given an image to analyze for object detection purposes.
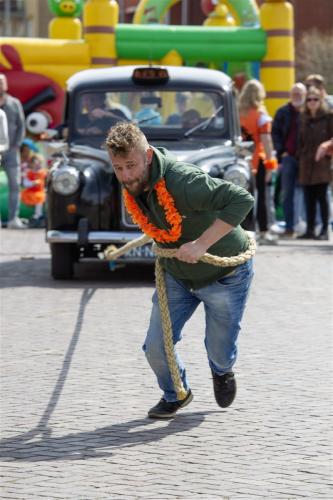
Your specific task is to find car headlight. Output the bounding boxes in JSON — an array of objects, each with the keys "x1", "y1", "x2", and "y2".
[
  {"x1": 224, "y1": 163, "x2": 250, "y2": 189},
  {"x1": 52, "y1": 167, "x2": 80, "y2": 195}
]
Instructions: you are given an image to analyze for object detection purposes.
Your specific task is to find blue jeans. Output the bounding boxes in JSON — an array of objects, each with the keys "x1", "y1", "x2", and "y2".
[
  {"x1": 2, "y1": 148, "x2": 21, "y2": 221},
  {"x1": 143, "y1": 260, "x2": 254, "y2": 402},
  {"x1": 281, "y1": 155, "x2": 305, "y2": 231}
]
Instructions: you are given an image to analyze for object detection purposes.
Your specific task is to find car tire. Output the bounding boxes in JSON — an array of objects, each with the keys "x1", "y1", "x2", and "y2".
[{"x1": 51, "y1": 243, "x2": 76, "y2": 280}]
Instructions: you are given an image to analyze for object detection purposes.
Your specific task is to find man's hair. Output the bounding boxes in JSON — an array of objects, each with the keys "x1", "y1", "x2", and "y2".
[
  {"x1": 105, "y1": 122, "x2": 148, "y2": 156},
  {"x1": 305, "y1": 74, "x2": 326, "y2": 89},
  {"x1": 290, "y1": 82, "x2": 306, "y2": 94}
]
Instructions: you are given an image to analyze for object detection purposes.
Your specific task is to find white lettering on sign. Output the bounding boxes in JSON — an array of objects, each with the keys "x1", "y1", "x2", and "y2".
[{"x1": 123, "y1": 245, "x2": 155, "y2": 259}]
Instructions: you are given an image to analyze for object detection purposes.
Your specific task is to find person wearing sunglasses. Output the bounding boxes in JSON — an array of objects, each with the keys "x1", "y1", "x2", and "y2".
[
  {"x1": 304, "y1": 74, "x2": 333, "y2": 110},
  {"x1": 297, "y1": 87, "x2": 333, "y2": 240}
]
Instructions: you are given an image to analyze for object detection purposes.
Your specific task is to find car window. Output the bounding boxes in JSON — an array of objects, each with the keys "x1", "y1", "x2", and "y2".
[{"x1": 73, "y1": 90, "x2": 226, "y2": 139}]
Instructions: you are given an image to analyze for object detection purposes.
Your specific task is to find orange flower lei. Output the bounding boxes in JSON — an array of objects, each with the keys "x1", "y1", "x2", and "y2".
[{"x1": 123, "y1": 179, "x2": 182, "y2": 243}]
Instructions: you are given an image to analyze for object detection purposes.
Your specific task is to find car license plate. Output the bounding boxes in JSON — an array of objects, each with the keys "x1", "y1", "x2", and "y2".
[{"x1": 120, "y1": 244, "x2": 155, "y2": 260}]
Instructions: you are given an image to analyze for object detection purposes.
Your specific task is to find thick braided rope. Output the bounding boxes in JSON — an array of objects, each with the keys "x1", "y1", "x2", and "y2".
[
  {"x1": 103, "y1": 234, "x2": 152, "y2": 260},
  {"x1": 104, "y1": 235, "x2": 256, "y2": 400},
  {"x1": 152, "y1": 238, "x2": 256, "y2": 266},
  {"x1": 154, "y1": 257, "x2": 187, "y2": 398}
]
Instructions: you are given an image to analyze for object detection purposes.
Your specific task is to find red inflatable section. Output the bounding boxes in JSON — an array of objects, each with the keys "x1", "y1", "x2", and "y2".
[{"x1": 0, "y1": 44, "x2": 64, "y2": 127}]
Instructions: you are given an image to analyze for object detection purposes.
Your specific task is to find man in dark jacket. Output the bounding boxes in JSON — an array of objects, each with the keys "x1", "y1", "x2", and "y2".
[
  {"x1": 272, "y1": 83, "x2": 306, "y2": 236},
  {"x1": 0, "y1": 73, "x2": 26, "y2": 228},
  {"x1": 106, "y1": 122, "x2": 254, "y2": 418}
]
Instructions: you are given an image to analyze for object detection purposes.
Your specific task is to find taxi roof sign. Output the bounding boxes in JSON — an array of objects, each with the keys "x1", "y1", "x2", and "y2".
[{"x1": 132, "y1": 67, "x2": 169, "y2": 85}]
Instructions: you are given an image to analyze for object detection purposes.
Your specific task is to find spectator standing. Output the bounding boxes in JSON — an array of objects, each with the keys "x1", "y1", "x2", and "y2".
[
  {"x1": 239, "y1": 79, "x2": 278, "y2": 245},
  {"x1": 272, "y1": 83, "x2": 306, "y2": 236},
  {"x1": 316, "y1": 137, "x2": 333, "y2": 231},
  {"x1": 297, "y1": 87, "x2": 333, "y2": 240},
  {"x1": 0, "y1": 73, "x2": 26, "y2": 229},
  {"x1": 0, "y1": 107, "x2": 8, "y2": 228},
  {"x1": 21, "y1": 154, "x2": 47, "y2": 228},
  {"x1": 0, "y1": 107, "x2": 8, "y2": 154},
  {"x1": 305, "y1": 74, "x2": 333, "y2": 110}
]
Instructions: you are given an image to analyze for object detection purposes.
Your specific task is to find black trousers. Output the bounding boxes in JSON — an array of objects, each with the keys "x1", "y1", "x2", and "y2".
[
  {"x1": 255, "y1": 159, "x2": 268, "y2": 232},
  {"x1": 303, "y1": 183, "x2": 329, "y2": 233}
]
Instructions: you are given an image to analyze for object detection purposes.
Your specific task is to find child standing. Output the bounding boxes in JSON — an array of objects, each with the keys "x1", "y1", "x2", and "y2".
[{"x1": 21, "y1": 154, "x2": 47, "y2": 227}]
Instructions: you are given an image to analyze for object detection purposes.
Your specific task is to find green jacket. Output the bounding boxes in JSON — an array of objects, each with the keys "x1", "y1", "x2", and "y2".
[{"x1": 135, "y1": 147, "x2": 254, "y2": 290}]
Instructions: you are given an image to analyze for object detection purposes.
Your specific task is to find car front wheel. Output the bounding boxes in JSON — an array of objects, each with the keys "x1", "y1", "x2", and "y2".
[{"x1": 51, "y1": 243, "x2": 76, "y2": 280}]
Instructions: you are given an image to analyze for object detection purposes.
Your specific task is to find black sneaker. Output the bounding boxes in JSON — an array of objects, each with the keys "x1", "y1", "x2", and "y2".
[
  {"x1": 148, "y1": 390, "x2": 193, "y2": 419},
  {"x1": 211, "y1": 371, "x2": 236, "y2": 408},
  {"x1": 297, "y1": 232, "x2": 315, "y2": 240},
  {"x1": 314, "y1": 230, "x2": 329, "y2": 241},
  {"x1": 28, "y1": 216, "x2": 45, "y2": 228}
]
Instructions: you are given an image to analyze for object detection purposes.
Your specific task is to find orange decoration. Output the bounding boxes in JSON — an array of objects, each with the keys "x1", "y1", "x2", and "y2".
[
  {"x1": 264, "y1": 158, "x2": 278, "y2": 170},
  {"x1": 123, "y1": 179, "x2": 182, "y2": 243}
]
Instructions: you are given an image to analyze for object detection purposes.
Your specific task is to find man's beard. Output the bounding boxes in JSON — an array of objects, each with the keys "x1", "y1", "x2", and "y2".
[
  {"x1": 123, "y1": 162, "x2": 150, "y2": 197},
  {"x1": 291, "y1": 99, "x2": 304, "y2": 108}
]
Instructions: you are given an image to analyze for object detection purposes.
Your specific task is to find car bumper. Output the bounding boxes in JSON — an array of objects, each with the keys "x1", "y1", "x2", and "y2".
[
  {"x1": 47, "y1": 230, "x2": 155, "y2": 263},
  {"x1": 46, "y1": 230, "x2": 144, "y2": 244}
]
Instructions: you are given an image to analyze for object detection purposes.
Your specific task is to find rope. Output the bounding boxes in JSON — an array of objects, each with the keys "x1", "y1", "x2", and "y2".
[
  {"x1": 103, "y1": 234, "x2": 152, "y2": 261},
  {"x1": 103, "y1": 235, "x2": 256, "y2": 400}
]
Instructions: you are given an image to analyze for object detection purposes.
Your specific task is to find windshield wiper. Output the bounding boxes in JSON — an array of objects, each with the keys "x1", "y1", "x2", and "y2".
[
  {"x1": 184, "y1": 105, "x2": 224, "y2": 138},
  {"x1": 136, "y1": 113, "x2": 161, "y2": 125}
]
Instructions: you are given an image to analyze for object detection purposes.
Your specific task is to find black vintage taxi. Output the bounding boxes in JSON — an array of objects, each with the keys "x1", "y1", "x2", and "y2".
[{"x1": 46, "y1": 65, "x2": 254, "y2": 279}]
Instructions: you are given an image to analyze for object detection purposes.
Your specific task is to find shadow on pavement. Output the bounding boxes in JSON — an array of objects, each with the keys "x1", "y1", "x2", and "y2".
[
  {"x1": 0, "y1": 257, "x2": 155, "y2": 289},
  {"x1": 0, "y1": 412, "x2": 210, "y2": 462},
  {"x1": 1, "y1": 286, "x2": 212, "y2": 462}
]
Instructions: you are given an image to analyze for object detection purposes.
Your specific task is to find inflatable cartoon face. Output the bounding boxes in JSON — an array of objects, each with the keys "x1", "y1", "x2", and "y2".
[
  {"x1": 0, "y1": 44, "x2": 65, "y2": 131},
  {"x1": 48, "y1": 0, "x2": 83, "y2": 17}
]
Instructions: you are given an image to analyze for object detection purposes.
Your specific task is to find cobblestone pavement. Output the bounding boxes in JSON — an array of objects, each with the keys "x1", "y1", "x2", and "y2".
[{"x1": 0, "y1": 229, "x2": 332, "y2": 499}]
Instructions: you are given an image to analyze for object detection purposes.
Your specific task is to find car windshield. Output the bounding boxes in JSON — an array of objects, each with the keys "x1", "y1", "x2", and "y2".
[{"x1": 73, "y1": 90, "x2": 226, "y2": 140}]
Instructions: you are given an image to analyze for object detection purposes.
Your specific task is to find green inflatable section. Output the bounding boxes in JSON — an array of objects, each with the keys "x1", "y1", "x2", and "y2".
[
  {"x1": 133, "y1": 0, "x2": 261, "y2": 80},
  {"x1": 0, "y1": 169, "x2": 33, "y2": 221},
  {"x1": 116, "y1": 24, "x2": 266, "y2": 64},
  {"x1": 223, "y1": 0, "x2": 259, "y2": 27},
  {"x1": 135, "y1": 0, "x2": 259, "y2": 27}
]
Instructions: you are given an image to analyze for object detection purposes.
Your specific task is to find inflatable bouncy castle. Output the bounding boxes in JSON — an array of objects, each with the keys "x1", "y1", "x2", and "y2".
[{"x1": 0, "y1": 0, "x2": 295, "y2": 131}]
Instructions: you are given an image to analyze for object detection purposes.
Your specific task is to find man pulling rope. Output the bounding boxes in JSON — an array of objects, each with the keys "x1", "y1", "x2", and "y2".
[{"x1": 105, "y1": 123, "x2": 255, "y2": 419}]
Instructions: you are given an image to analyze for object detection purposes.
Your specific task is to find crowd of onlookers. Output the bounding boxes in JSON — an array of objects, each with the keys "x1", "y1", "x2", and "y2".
[
  {"x1": 238, "y1": 72, "x2": 333, "y2": 243},
  {"x1": 0, "y1": 70, "x2": 332, "y2": 240}
]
